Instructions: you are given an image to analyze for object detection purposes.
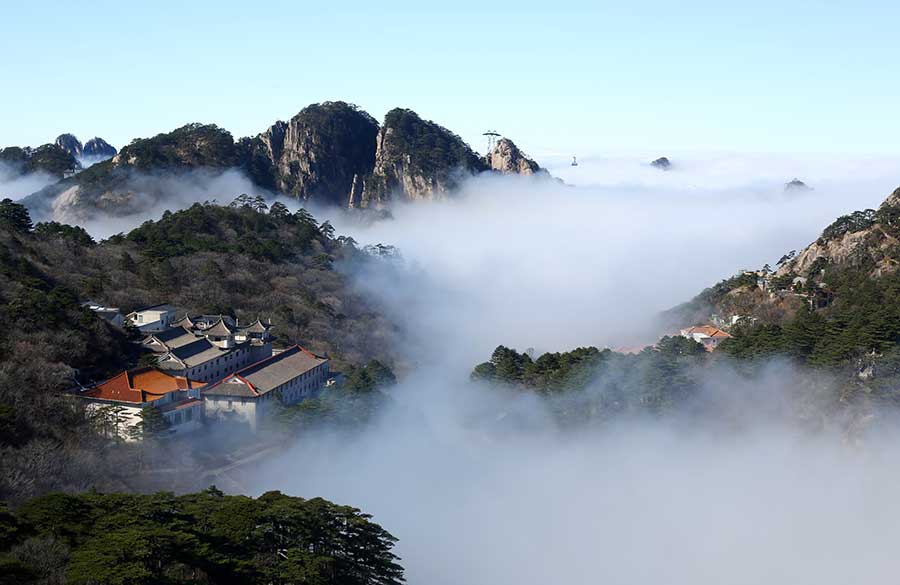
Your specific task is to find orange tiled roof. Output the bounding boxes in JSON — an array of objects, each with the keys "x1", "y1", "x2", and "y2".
[
  {"x1": 684, "y1": 325, "x2": 732, "y2": 338},
  {"x1": 84, "y1": 367, "x2": 205, "y2": 404}
]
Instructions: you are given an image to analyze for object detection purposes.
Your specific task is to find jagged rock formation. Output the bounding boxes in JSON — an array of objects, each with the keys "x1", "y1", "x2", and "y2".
[
  {"x1": 18, "y1": 103, "x2": 548, "y2": 219},
  {"x1": 83, "y1": 137, "x2": 117, "y2": 159},
  {"x1": 55, "y1": 133, "x2": 83, "y2": 158},
  {"x1": 650, "y1": 157, "x2": 671, "y2": 170},
  {"x1": 53, "y1": 134, "x2": 117, "y2": 167},
  {"x1": 0, "y1": 144, "x2": 79, "y2": 178},
  {"x1": 240, "y1": 102, "x2": 378, "y2": 206},
  {"x1": 353, "y1": 108, "x2": 486, "y2": 207},
  {"x1": 784, "y1": 178, "x2": 812, "y2": 192},
  {"x1": 485, "y1": 138, "x2": 545, "y2": 176}
]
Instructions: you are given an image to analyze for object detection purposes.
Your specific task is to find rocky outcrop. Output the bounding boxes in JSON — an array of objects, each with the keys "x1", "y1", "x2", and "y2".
[
  {"x1": 354, "y1": 108, "x2": 486, "y2": 207},
  {"x1": 55, "y1": 134, "x2": 83, "y2": 158},
  {"x1": 485, "y1": 138, "x2": 545, "y2": 176},
  {"x1": 54, "y1": 134, "x2": 116, "y2": 167},
  {"x1": 650, "y1": 157, "x2": 671, "y2": 170},
  {"x1": 83, "y1": 137, "x2": 117, "y2": 159},
  {"x1": 784, "y1": 178, "x2": 812, "y2": 192},
  {"x1": 242, "y1": 102, "x2": 379, "y2": 206}
]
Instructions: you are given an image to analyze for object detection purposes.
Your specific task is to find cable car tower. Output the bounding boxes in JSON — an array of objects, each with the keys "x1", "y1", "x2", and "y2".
[{"x1": 483, "y1": 130, "x2": 500, "y2": 154}]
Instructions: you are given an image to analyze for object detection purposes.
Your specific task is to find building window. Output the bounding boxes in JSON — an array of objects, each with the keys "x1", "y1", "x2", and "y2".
[{"x1": 186, "y1": 409, "x2": 193, "y2": 421}]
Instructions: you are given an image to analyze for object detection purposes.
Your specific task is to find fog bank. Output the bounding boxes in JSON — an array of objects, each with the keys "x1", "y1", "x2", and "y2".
[
  {"x1": 0, "y1": 162, "x2": 57, "y2": 200},
  {"x1": 246, "y1": 154, "x2": 900, "y2": 584}
]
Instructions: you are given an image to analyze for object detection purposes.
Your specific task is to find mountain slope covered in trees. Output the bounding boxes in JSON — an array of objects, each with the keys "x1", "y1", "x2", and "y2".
[
  {"x1": 0, "y1": 197, "x2": 397, "y2": 502},
  {"x1": 667, "y1": 186, "x2": 900, "y2": 372}
]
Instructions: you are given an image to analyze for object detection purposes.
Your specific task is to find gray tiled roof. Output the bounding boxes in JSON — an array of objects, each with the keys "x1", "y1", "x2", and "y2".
[
  {"x1": 203, "y1": 346, "x2": 326, "y2": 398},
  {"x1": 238, "y1": 319, "x2": 270, "y2": 334},
  {"x1": 204, "y1": 318, "x2": 235, "y2": 337},
  {"x1": 144, "y1": 327, "x2": 198, "y2": 353},
  {"x1": 158, "y1": 338, "x2": 229, "y2": 370}
]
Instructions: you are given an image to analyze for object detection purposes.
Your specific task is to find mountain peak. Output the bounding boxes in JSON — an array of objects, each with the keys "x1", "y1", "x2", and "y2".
[{"x1": 55, "y1": 133, "x2": 83, "y2": 157}]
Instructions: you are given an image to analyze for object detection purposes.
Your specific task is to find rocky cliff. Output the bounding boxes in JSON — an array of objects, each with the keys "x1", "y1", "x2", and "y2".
[
  {"x1": 240, "y1": 102, "x2": 378, "y2": 206},
  {"x1": 83, "y1": 137, "x2": 117, "y2": 159},
  {"x1": 352, "y1": 108, "x2": 487, "y2": 207},
  {"x1": 485, "y1": 138, "x2": 545, "y2": 176},
  {"x1": 55, "y1": 133, "x2": 83, "y2": 158}
]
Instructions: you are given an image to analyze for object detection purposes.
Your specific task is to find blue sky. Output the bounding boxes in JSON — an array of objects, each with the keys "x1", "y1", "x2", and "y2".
[{"x1": 2, "y1": 0, "x2": 900, "y2": 158}]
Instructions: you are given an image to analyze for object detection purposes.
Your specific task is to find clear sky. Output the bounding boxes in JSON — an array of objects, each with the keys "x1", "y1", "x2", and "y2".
[{"x1": 2, "y1": 0, "x2": 900, "y2": 158}]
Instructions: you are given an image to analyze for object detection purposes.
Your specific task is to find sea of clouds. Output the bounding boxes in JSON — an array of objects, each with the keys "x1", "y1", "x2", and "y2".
[{"x1": 242, "y1": 153, "x2": 900, "y2": 585}]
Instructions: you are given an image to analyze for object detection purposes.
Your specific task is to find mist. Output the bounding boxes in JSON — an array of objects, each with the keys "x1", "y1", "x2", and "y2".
[
  {"x1": 244, "y1": 153, "x2": 900, "y2": 584},
  {"x1": 0, "y1": 162, "x2": 57, "y2": 200},
  {"x1": 27, "y1": 168, "x2": 287, "y2": 239}
]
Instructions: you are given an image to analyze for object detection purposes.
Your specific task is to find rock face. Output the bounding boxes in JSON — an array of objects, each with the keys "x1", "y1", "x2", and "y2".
[
  {"x1": 485, "y1": 138, "x2": 545, "y2": 176},
  {"x1": 241, "y1": 102, "x2": 379, "y2": 206},
  {"x1": 83, "y1": 137, "x2": 117, "y2": 159},
  {"x1": 650, "y1": 157, "x2": 671, "y2": 170},
  {"x1": 55, "y1": 134, "x2": 83, "y2": 158},
  {"x1": 353, "y1": 108, "x2": 486, "y2": 207}
]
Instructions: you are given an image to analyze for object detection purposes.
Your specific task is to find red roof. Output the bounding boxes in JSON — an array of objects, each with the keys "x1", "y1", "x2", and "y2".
[{"x1": 84, "y1": 367, "x2": 205, "y2": 404}]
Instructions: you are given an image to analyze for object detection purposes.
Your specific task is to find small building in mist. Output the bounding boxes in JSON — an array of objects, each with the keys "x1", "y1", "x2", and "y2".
[
  {"x1": 202, "y1": 346, "x2": 330, "y2": 431},
  {"x1": 679, "y1": 325, "x2": 732, "y2": 351}
]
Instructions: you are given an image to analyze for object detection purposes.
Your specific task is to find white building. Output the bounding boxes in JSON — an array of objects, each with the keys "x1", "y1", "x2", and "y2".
[
  {"x1": 679, "y1": 325, "x2": 732, "y2": 351},
  {"x1": 202, "y1": 345, "x2": 329, "y2": 430},
  {"x1": 127, "y1": 304, "x2": 178, "y2": 332},
  {"x1": 77, "y1": 367, "x2": 206, "y2": 441}
]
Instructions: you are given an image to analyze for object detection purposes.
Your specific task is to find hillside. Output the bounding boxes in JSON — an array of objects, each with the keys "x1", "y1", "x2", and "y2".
[
  {"x1": 0, "y1": 197, "x2": 397, "y2": 502},
  {"x1": 0, "y1": 144, "x2": 79, "y2": 179},
  {"x1": 669, "y1": 186, "x2": 900, "y2": 370}
]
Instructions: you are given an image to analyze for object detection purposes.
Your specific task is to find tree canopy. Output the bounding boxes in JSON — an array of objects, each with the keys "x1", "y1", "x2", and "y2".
[{"x1": 0, "y1": 489, "x2": 404, "y2": 585}]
